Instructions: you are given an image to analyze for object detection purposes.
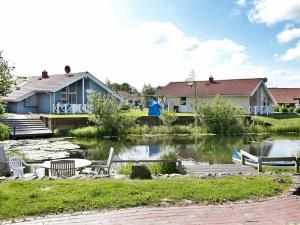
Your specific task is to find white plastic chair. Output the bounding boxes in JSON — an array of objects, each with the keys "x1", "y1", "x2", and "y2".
[{"x1": 9, "y1": 156, "x2": 29, "y2": 178}]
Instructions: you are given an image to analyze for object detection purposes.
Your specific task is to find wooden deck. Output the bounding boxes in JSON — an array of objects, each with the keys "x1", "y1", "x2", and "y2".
[
  {"x1": 1, "y1": 118, "x2": 53, "y2": 138},
  {"x1": 183, "y1": 164, "x2": 256, "y2": 175}
]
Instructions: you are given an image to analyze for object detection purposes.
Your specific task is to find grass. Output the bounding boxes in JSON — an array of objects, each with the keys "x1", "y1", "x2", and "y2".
[
  {"x1": 45, "y1": 114, "x2": 90, "y2": 118},
  {"x1": 123, "y1": 109, "x2": 194, "y2": 117},
  {"x1": 0, "y1": 175, "x2": 291, "y2": 220},
  {"x1": 252, "y1": 113, "x2": 300, "y2": 133}
]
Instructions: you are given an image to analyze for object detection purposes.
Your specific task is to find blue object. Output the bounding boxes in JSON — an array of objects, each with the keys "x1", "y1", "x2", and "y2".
[
  {"x1": 148, "y1": 100, "x2": 161, "y2": 116},
  {"x1": 149, "y1": 145, "x2": 160, "y2": 156}
]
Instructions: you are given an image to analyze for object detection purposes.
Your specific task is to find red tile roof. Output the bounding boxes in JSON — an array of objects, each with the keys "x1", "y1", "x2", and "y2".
[
  {"x1": 156, "y1": 78, "x2": 263, "y2": 97},
  {"x1": 268, "y1": 88, "x2": 300, "y2": 104},
  {"x1": 117, "y1": 90, "x2": 142, "y2": 101}
]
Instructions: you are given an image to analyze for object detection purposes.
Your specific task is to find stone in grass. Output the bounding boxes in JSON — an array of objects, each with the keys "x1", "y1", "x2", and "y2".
[{"x1": 130, "y1": 164, "x2": 152, "y2": 179}]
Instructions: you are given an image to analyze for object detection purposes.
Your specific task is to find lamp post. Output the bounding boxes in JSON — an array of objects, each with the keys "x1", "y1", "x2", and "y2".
[{"x1": 186, "y1": 70, "x2": 198, "y2": 125}]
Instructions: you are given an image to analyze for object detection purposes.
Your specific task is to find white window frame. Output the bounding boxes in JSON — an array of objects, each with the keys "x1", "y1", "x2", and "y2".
[
  {"x1": 180, "y1": 97, "x2": 187, "y2": 106},
  {"x1": 24, "y1": 94, "x2": 38, "y2": 107}
]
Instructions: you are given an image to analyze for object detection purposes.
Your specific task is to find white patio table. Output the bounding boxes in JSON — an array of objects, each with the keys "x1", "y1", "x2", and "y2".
[{"x1": 42, "y1": 158, "x2": 92, "y2": 176}]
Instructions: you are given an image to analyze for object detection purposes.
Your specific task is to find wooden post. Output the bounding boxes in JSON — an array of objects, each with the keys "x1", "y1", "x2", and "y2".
[
  {"x1": 257, "y1": 157, "x2": 262, "y2": 172},
  {"x1": 241, "y1": 154, "x2": 245, "y2": 165},
  {"x1": 295, "y1": 158, "x2": 299, "y2": 173},
  {"x1": 178, "y1": 160, "x2": 182, "y2": 174}
]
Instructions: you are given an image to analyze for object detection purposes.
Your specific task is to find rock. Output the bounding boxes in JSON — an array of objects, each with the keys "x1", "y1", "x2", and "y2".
[
  {"x1": 169, "y1": 173, "x2": 181, "y2": 177},
  {"x1": 181, "y1": 199, "x2": 193, "y2": 206},
  {"x1": 130, "y1": 164, "x2": 152, "y2": 179},
  {"x1": 113, "y1": 174, "x2": 127, "y2": 179},
  {"x1": 92, "y1": 174, "x2": 110, "y2": 179},
  {"x1": 0, "y1": 163, "x2": 10, "y2": 177}
]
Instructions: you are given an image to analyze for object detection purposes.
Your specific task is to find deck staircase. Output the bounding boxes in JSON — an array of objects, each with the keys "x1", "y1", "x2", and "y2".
[{"x1": 1, "y1": 118, "x2": 53, "y2": 138}]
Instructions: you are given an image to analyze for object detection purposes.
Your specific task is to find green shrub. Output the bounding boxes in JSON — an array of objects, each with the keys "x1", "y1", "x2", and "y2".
[
  {"x1": 0, "y1": 104, "x2": 5, "y2": 115},
  {"x1": 280, "y1": 107, "x2": 288, "y2": 113},
  {"x1": 69, "y1": 126, "x2": 105, "y2": 138},
  {"x1": 294, "y1": 108, "x2": 300, "y2": 113},
  {"x1": 158, "y1": 146, "x2": 178, "y2": 174},
  {"x1": 0, "y1": 123, "x2": 10, "y2": 140},
  {"x1": 126, "y1": 125, "x2": 150, "y2": 135},
  {"x1": 273, "y1": 105, "x2": 280, "y2": 112},
  {"x1": 161, "y1": 110, "x2": 178, "y2": 126},
  {"x1": 88, "y1": 92, "x2": 135, "y2": 136},
  {"x1": 197, "y1": 95, "x2": 244, "y2": 134},
  {"x1": 117, "y1": 146, "x2": 178, "y2": 175},
  {"x1": 120, "y1": 103, "x2": 130, "y2": 111},
  {"x1": 288, "y1": 107, "x2": 295, "y2": 113}
]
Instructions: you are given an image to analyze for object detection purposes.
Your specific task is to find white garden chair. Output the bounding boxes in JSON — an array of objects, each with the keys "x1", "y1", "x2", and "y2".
[{"x1": 9, "y1": 156, "x2": 30, "y2": 178}]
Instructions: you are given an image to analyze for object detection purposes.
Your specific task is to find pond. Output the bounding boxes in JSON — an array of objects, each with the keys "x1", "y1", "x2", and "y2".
[{"x1": 71, "y1": 134, "x2": 300, "y2": 165}]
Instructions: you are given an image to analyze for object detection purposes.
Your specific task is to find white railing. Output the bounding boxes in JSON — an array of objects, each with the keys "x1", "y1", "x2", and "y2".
[
  {"x1": 52, "y1": 104, "x2": 90, "y2": 114},
  {"x1": 248, "y1": 106, "x2": 273, "y2": 115}
]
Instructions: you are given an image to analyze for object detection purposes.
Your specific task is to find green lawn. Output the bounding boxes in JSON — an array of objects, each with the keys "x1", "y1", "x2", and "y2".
[
  {"x1": 0, "y1": 175, "x2": 291, "y2": 220},
  {"x1": 123, "y1": 109, "x2": 194, "y2": 117},
  {"x1": 253, "y1": 113, "x2": 300, "y2": 126},
  {"x1": 45, "y1": 109, "x2": 193, "y2": 118},
  {"x1": 45, "y1": 114, "x2": 90, "y2": 118}
]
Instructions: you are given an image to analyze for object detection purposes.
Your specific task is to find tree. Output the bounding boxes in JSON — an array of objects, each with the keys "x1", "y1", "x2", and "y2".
[
  {"x1": 142, "y1": 84, "x2": 158, "y2": 106},
  {"x1": 0, "y1": 51, "x2": 14, "y2": 97},
  {"x1": 88, "y1": 92, "x2": 134, "y2": 136},
  {"x1": 197, "y1": 95, "x2": 244, "y2": 134}
]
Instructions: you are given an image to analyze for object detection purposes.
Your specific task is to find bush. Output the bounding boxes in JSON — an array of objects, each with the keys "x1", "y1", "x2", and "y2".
[
  {"x1": 288, "y1": 107, "x2": 295, "y2": 113},
  {"x1": 69, "y1": 126, "x2": 105, "y2": 138},
  {"x1": 0, "y1": 104, "x2": 5, "y2": 115},
  {"x1": 88, "y1": 92, "x2": 135, "y2": 136},
  {"x1": 158, "y1": 146, "x2": 178, "y2": 174},
  {"x1": 280, "y1": 107, "x2": 288, "y2": 113},
  {"x1": 161, "y1": 110, "x2": 178, "y2": 126},
  {"x1": 116, "y1": 146, "x2": 178, "y2": 175},
  {"x1": 294, "y1": 108, "x2": 300, "y2": 113},
  {"x1": 0, "y1": 123, "x2": 10, "y2": 141},
  {"x1": 196, "y1": 95, "x2": 244, "y2": 134},
  {"x1": 120, "y1": 103, "x2": 130, "y2": 111},
  {"x1": 273, "y1": 105, "x2": 280, "y2": 112}
]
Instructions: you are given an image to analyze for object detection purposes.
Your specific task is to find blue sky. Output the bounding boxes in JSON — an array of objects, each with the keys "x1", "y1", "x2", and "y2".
[{"x1": 1, "y1": 0, "x2": 300, "y2": 89}]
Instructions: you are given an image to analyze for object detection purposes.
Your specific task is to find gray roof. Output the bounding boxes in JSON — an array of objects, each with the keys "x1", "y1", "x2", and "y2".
[{"x1": 3, "y1": 72, "x2": 123, "y2": 102}]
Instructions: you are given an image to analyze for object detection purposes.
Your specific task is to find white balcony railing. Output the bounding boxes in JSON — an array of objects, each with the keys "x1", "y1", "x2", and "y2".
[
  {"x1": 52, "y1": 104, "x2": 90, "y2": 114},
  {"x1": 248, "y1": 106, "x2": 273, "y2": 115}
]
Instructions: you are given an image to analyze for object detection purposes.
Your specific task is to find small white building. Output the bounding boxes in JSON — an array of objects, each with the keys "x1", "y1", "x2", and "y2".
[{"x1": 156, "y1": 77, "x2": 275, "y2": 115}]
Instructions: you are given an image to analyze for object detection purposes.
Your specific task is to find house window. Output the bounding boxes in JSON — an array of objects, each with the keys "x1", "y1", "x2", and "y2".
[
  {"x1": 60, "y1": 83, "x2": 77, "y2": 104},
  {"x1": 180, "y1": 97, "x2": 186, "y2": 105},
  {"x1": 61, "y1": 87, "x2": 67, "y2": 104},
  {"x1": 25, "y1": 95, "x2": 38, "y2": 106},
  {"x1": 68, "y1": 82, "x2": 77, "y2": 104}
]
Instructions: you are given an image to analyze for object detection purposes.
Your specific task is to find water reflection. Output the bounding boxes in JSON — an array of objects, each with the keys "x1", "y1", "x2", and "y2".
[{"x1": 71, "y1": 134, "x2": 300, "y2": 164}]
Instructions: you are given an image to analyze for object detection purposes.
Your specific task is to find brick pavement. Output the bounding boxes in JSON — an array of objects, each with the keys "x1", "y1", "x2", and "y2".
[{"x1": 3, "y1": 195, "x2": 300, "y2": 225}]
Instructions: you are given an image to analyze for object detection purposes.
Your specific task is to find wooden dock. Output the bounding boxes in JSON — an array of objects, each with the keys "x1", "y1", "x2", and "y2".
[
  {"x1": 1, "y1": 118, "x2": 53, "y2": 138},
  {"x1": 234, "y1": 150, "x2": 300, "y2": 172},
  {"x1": 183, "y1": 164, "x2": 256, "y2": 175}
]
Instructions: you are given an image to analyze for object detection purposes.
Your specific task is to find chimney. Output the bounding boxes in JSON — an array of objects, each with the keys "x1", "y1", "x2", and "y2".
[
  {"x1": 209, "y1": 75, "x2": 214, "y2": 83},
  {"x1": 42, "y1": 70, "x2": 49, "y2": 79}
]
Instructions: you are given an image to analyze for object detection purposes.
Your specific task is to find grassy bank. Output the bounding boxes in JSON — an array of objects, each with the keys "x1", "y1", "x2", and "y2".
[
  {"x1": 0, "y1": 175, "x2": 291, "y2": 220},
  {"x1": 52, "y1": 113, "x2": 300, "y2": 138},
  {"x1": 54, "y1": 125, "x2": 207, "y2": 138},
  {"x1": 252, "y1": 113, "x2": 300, "y2": 133}
]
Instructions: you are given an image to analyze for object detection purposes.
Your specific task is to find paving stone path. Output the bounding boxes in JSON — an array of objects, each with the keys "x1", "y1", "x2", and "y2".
[{"x1": 4, "y1": 195, "x2": 300, "y2": 225}]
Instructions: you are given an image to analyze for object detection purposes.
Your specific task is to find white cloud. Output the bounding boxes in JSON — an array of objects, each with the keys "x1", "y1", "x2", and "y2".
[
  {"x1": 281, "y1": 41, "x2": 300, "y2": 61},
  {"x1": 277, "y1": 28, "x2": 300, "y2": 43},
  {"x1": 248, "y1": 0, "x2": 300, "y2": 26},
  {"x1": 236, "y1": 0, "x2": 246, "y2": 7},
  {"x1": 0, "y1": 0, "x2": 299, "y2": 89}
]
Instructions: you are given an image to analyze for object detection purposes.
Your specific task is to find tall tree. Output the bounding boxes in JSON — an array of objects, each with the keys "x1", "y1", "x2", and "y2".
[{"x1": 0, "y1": 51, "x2": 14, "y2": 97}]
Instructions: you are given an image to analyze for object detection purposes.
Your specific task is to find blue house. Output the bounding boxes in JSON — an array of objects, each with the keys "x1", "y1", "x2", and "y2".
[{"x1": 3, "y1": 71, "x2": 123, "y2": 114}]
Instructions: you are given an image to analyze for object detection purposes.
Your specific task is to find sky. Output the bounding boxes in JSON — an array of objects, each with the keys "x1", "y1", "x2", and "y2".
[{"x1": 1, "y1": 0, "x2": 300, "y2": 90}]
